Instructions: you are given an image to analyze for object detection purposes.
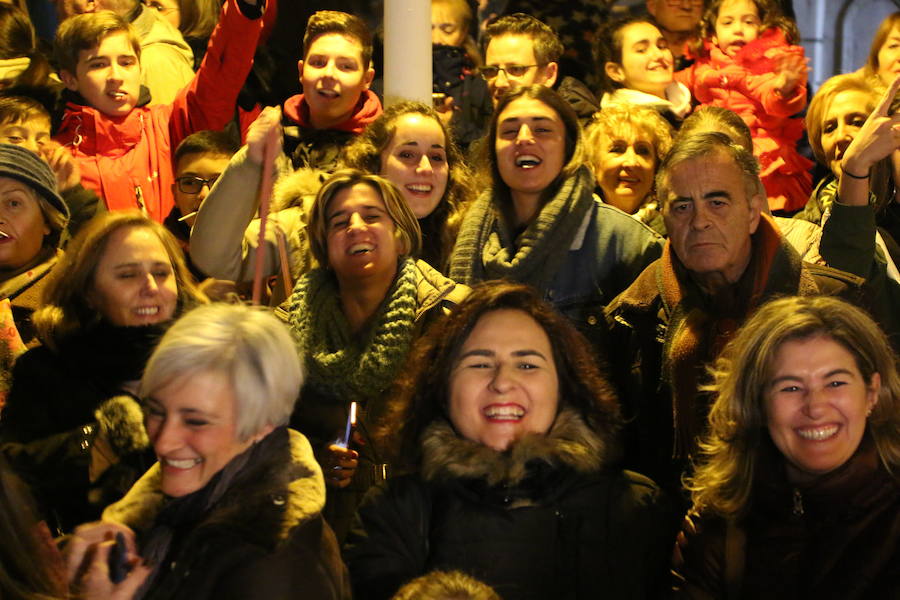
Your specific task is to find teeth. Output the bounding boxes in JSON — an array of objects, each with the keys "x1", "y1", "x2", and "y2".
[
  {"x1": 484, "y1": 405, "x2": 525, "y2": 420},
  {"x1": 165, "y1": 457, "x2": 201, "y2": 469},
  {"x1": 797, "y1": 425, "x2": 839, "y2": 441},
  {"x1": 406, "y1": 184, "x2": 433, "y2": 193},
  {"x1": 0, "y1": 231, "x2": 9, "y2": 239},
  {"x1": 349, "y1": 243, "x2": 373, "y2": 255},
  {"x1": 515, "y1": 155, "x2": 541, "y2": 168},
  {"x1": 135, "y1": 307, "x2": 159, "y2": 316}
]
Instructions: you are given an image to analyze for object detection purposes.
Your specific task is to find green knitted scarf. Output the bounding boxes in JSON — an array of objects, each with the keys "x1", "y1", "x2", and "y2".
[
  {"x1": 288, "y1": 258, "x2": 419, "y2": 402},
  {"x1": 448, "y1": 165, "x2": 595, "y2": 290}
]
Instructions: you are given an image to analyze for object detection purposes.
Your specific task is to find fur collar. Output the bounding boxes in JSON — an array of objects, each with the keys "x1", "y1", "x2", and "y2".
[
  {"x1": 420, "y1": 407, "x2": 609, "y2": 488},
  {"x1": 103, "y1": 429, "x2": 325, "y2": 547}
]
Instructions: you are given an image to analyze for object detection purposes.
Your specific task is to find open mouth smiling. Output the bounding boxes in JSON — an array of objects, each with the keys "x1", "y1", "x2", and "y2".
[{"x1": 515, "y1": 154, "x2": 542, "y2": 169}]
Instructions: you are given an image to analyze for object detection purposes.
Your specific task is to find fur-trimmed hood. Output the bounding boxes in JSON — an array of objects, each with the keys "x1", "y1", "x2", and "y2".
[
  {"x1": 103, "y1": 428, "x2": 325, "y2": 548},
  {"x1": 271, "y1": 166, "x2": 326, "y2": 213},
  {"x1": 420, "y1": 407, "x2": 610, "y2": 488}
]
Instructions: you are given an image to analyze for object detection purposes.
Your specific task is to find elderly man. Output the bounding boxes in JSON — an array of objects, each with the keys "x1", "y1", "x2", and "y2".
[
  {"x1": 646, "y1": 0, "x2": 702, "y2": 69},
  {"x1": 605, "y1": 132, "x2": 864, "y2": 496},
  {"x1": 481, "y1": 13, "x2": 599, "y2": 121},
  {"x1": 52, "y1": 0, "x2": 194, "y2": 104}
]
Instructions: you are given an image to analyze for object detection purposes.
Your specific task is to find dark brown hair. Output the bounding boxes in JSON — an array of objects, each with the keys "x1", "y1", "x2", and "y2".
[
  {"x1": 302, "y1": 10, "x2": 373, "y2": 71},
  {"x1": 54, "y1": 10, "x2": 141, "y2": 75},
  {"x1": 377, "y1": 281, "x2": 620, "y2": 469},
  {"x1": 696, "y1": 0, "x2": 799, "y2": 58}
]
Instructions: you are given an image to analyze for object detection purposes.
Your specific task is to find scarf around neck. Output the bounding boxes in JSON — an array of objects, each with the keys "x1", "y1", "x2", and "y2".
[
  {"x1": 660, "y1": 214, "x2": 809, "y2": 459},
  {"x1": 449, "y1": 165, "x2": 595, "y2": 290},
  {"x1": 288, "y1": 258, "x2": 418, "y2": 402}
]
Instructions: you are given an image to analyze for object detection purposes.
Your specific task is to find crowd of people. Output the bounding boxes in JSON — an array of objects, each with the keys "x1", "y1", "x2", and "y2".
[{"x1": 0, "y1": 0, "x2": 898, "y2": 598}]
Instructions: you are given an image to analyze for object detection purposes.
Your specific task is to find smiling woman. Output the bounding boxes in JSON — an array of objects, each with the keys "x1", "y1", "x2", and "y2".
[
  {"x1": 0, "y1": 211, "x2": 205, "y2": 532},
  {"x1": 673, "y1": 296, "x2": 900, "y2": 598},
  {"x1": 449, "y1": 85, "x2": 662, "y2": 353},
  {"x1": 67, "y1": 303, "x2": 350, "y2": 599},
  {"x1": 345, "y1": 282, "x2": 677, "y2": 600},
  {"x1": 283, "y1": 169, "x2": 468, "y2": 543}
]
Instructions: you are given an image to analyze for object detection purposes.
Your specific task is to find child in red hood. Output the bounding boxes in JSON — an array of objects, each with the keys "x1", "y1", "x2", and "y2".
[{"x1": 676, "y1": 0, "x2": 812, "y2": 213}]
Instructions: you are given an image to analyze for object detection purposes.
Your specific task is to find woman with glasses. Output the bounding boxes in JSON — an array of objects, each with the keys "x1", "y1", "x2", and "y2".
[
  {"x1": 595, "y1": 15, "x2": 692, "y2": 127},
  {"x1": 448, "y1": 85, "x2": 661, "y2": 351}
]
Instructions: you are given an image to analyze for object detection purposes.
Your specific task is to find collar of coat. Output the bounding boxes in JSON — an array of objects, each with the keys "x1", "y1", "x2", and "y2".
[
  {"x1": 420, "y1": 406, "x2": 610, "y2": 489},
  {"x1": 103, "y1": 428, "x2": 326, "y2": 548}
]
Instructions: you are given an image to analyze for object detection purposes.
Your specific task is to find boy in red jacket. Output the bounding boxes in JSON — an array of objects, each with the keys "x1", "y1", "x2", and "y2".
[{"x1": 53, "y1": 0, "x2": 264, "y2": 223}]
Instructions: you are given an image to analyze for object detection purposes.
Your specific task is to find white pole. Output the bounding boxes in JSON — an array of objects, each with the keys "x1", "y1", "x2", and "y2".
[{"x1": 383, "y1": 0, "x2": 432, "y2": 108}]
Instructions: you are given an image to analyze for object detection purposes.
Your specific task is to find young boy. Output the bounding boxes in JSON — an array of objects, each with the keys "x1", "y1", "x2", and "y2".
[
  {"x1": 53, "y1": 0, "x2": 264, "y2": 223},
  {"x1": 0, "y1": 95, "x2": 102, "y2": 238},
  {"x1": 283, "y1": 10, "x2": 381, "y2": 172}
]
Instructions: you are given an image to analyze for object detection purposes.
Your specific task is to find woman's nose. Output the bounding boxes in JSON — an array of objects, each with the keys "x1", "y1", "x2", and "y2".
[
  {"x1": 516, "y1": 124, "x2": 534, "y2": 143},
  {"x1": 488, "y1": 364, "x2": 516, "y2": 393},
  {"x1": 142, "y1": 273, "x2": 159, "y2": 294},
  {"x1": 150, "y1": 418, "x2": 181, "y2": 455},
  {"x1": 417, "y1": 154, "x2": 433, "y2": 173}
]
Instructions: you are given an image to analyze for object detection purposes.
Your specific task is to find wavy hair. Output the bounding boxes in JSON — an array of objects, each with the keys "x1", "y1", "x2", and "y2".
[
  {"x1": 584, "y1": 104, "x2": 673, "y2": 211},
  {"x1": 341, "y1": 101, "x2": 472, "y2": 269},
  {"x1": 687, "y1": 296, "x2": 900, "y2": 518},
  {"x1": 34, "y1": 211, "x2": 206, "y2": 350},
  {"x1": 376, "y1": 281, "x2": 620, "y2": 470}
]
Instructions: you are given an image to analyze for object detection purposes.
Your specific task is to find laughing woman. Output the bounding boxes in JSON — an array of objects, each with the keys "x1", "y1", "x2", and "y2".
[
  {"x1": 345, "y1": 283, "x2": 676, "y2": 600},
  {"x1": 0, "y1": 212, "x2": 205, "y2": 532},
  {"x1": 448, "y1": 85, "x2": 661, "y2": 347},
  {"x1": 283, "y1": 169, "x2": 467, "y2": 542},
  {"x1": 673, "y1": 296, "x2": 900, "y2": 598}
]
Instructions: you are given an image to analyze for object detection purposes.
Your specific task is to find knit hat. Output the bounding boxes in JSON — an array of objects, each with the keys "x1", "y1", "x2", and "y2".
[{"x1": 0, "y1": 143, "x2": 69, "y2": 223}]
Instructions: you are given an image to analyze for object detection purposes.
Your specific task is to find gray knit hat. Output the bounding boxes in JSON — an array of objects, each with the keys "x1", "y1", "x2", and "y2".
[{"x1": 0, "y1": 143, "x2": 69, "y2": 222}]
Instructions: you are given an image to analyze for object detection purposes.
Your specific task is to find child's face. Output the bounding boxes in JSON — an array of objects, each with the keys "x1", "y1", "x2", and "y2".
[
  {"x1": 298, "y1": 33, "x2": 374, "y2": 130},
  {"x1": 60, "y1": 31, "x2": 141, "y2": 118},
  {"x1": 713, "y1": 0, "x2": 761, "y2": 57},
  {"x1": 609, "y1": 22, "x2": 673, "y2": 98},
  {"x1": 172, "y1": 151, "x2": 232, "y2": 227},
  {"x1": 0, "y1": 117, "x2": 51, "y2": 154}
]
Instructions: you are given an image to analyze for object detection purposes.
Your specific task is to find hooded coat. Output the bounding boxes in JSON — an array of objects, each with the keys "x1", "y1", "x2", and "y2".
[
  {"x1": 103, "y1": 427, "x2": 350, "y2": 600},
  {"x1": 344, "y1": 408, "x2": 677, "y2": 600}
]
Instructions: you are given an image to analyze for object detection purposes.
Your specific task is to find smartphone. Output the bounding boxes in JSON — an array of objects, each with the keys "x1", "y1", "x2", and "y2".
[
  {"x1": 432, "y1": 92, "x2": 447, "y2": 108},
  {"x1": 108, "y1": 532, "x2": 130, "y2": 584}
]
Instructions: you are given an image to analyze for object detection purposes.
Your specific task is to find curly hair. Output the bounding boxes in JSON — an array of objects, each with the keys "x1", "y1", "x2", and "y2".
[
  {"x1": 34, "y1": 211, "x2": 206, "y2": 350},
  {"x1": 695, "y1": 0, "x2": 799, "y2": 59},
  {"x1": 687, "y1": 296, "x2": 900, "y2": 518},
  {"x1": 376, "y1": 281, "x2": 621, "y2": 470},
  {"x1": 341, "y1": 101, "x2": 473, "y2": 269},
  {"x1": 584, "y1": 104, "x2": 674, "y2": 210}
]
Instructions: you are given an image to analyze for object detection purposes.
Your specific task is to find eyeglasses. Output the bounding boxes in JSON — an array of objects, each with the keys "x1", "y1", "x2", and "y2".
[
  {"x1": 176, "y1": 175, "x2": 220, "y2": 195},
  {"x1": 478, "y1": 64, "x2": 544, "y2": 81}
]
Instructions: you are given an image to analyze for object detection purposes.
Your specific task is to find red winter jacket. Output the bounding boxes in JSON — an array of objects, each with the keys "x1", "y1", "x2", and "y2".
[{"x1": 54, "y1": 0, "x2": 263, "y2": 223}]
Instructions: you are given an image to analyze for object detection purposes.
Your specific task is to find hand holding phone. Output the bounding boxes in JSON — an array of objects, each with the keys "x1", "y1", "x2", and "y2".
[{"x1": 107, "y1": 532, "x2": 130, "y2": 583}]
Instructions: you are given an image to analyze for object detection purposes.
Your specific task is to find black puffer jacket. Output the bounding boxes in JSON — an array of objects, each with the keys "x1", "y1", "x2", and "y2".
[{"x1": 345, "y1": 408, "x2": 678, "y2": 600}]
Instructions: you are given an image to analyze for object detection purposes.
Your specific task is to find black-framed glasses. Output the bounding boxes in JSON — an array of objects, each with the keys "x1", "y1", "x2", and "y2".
[
  {"x1": 478, "y1": 64, "x2": 544, "y2": 81},
  {"x1": 176, "y1": 174, "x2": 220, "y2": 194}
]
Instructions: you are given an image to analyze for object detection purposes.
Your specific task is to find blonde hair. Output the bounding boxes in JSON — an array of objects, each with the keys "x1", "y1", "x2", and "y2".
[
  {"x1": 805, "y1": 72, "x2": 877, "y2": 168},
  {"x1": 392, "y1": 570, "x2": 502, "y2": 600},
  {"x1": 687, "y1": 296, "x2": 900, "y2": 518},
  {"x1": 307, "y1": 169, "x2": 422, "y2": 269},
  {"x1": 584, "y1": 105, "x2": 673, "y2": 209}
]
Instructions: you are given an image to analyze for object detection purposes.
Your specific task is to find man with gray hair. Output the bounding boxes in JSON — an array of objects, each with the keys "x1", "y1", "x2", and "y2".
[{"x1": 605, "y1": 131, "x2": 864, "y2": 498}]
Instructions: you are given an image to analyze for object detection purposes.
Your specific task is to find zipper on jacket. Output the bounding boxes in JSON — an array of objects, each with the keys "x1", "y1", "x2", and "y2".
[{"x1": 792, "y1": 488, "x2": 804, "y2": 516}]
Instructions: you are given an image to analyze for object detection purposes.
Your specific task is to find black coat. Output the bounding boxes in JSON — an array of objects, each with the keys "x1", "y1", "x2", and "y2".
[
  {"x1": 103, "y1": 428, "x2": 350, "y2": 600},
  {"x1": 0, "y1": 322, "x2": 161, "y2": 531},
  {"x1": 345, "y1": 409, "x2": 678, "y2": 600}
]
